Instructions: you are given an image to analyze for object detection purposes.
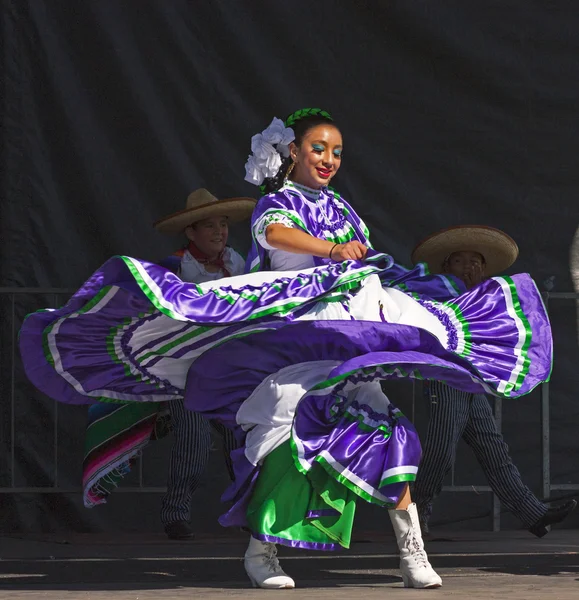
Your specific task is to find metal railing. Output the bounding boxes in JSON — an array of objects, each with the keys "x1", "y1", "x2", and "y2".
[
  {"x1": 3, "y1": 288, "x2": 73, "y2": 493},
  {"x1": 540, "y1": 293, "x2": 579, "y2": 498},
  {"x1": 1, "y1": 287, "x2": 577, "y2": 531}
]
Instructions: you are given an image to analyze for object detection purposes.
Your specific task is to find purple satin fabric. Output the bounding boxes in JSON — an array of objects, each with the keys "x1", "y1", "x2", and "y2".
[
  {"x1": 19, "y1": 263, "x2": 551, "y2": 409},
  {"x1": 63, "y1": 252, "x2": 461, "y2": 322},
  {"x1": 297, "y1": 402, "x2": 421, "y2": 505}
]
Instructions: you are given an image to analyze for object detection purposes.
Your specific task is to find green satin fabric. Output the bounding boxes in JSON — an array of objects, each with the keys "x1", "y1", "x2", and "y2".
[{"x1": 246, "y1": 440, "x2": 358, "y2": 549}]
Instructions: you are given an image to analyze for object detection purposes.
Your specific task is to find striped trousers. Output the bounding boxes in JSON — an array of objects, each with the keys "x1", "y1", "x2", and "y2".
[
  {"x1": 413, "y1": 381, "x2": 547, "y2": 529},
  {"x1": 160, "y1": 398, "x2": 238, "y2": 525}
]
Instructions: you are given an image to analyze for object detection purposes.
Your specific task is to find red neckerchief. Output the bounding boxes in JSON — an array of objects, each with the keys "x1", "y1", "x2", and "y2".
[{"x1": 187, "y1": 241, "x2": 231, "y2": 277}]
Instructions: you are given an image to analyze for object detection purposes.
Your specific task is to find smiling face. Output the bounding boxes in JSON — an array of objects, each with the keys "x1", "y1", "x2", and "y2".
[
  {"x1": 185, "y1": 216, "x2": 229, "y2": 258},
  {"x1": 289, "y1": 123, "x2": 343, "y2": 189}
]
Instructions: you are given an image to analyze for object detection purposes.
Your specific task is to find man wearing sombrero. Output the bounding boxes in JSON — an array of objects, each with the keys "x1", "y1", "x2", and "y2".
[
  {"x1": 155, "y1": 189, "x2": 256, "y2": 539},
  {"x1": 411, "y1": 225, "x2": 576, "y2": 537},
  {"x1": 81, "y1": 189, "x2": 256, "y2": 540}
]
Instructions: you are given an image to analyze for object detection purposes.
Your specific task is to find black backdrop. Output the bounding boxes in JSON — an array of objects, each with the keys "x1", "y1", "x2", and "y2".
[{"x1": 1, "y1": 0, "x2": 578, "y2": 533}]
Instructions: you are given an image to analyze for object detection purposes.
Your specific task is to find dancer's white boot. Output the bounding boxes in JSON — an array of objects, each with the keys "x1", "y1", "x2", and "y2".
[
  {"x1": 389, "y1": 503, "x2": 442, "y2": 588},
  {"x1": 244, "y1": 536, "x2": 295, "y2": 589}
]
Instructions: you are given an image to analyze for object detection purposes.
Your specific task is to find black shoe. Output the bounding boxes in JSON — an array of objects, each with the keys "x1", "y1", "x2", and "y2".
[
  {"x1": 164, "y1": 521, "x2": 195, "y2": 540},
  {"x1": 529, "y1": 500, "x2": 577, "y2": 538}
]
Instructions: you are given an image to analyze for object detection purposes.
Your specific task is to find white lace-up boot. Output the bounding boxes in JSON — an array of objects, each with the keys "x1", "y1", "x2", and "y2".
[
  {"x1": 243, "y1": 536, "x2": 295, "y2": 589},
  {"x1": 389, "y1": 503, "x2": 442, "y2": 588}
]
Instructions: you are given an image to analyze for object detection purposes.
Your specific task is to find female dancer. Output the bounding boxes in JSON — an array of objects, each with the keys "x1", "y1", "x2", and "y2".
[{"x1": 237, "y1": 107, "x2": 440, "y2": 588}]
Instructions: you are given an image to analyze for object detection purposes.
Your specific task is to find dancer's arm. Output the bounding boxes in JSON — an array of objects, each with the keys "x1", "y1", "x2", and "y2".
[{"x1": 265, "y1": 224, "x2": 368, "y2": 261}]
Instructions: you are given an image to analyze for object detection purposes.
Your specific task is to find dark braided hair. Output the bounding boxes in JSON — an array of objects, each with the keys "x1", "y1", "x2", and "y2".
[{"x1": 260, "y1": 108, "x2": 336, "y2": 195}]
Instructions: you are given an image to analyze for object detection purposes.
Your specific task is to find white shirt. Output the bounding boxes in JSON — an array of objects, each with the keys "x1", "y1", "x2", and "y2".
[
  {"x1": 253, "y1": 214, "x2": 315, "y2": 272},
  {"x1": 179, "y1": 247, "x2": 245, "y2": 283}
]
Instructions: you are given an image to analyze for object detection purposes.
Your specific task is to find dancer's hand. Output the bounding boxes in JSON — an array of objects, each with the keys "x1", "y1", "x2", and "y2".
[
  {"x1": 330, "y1": 241, "x2": 368, "y2": 262},
  {"x1": 463, "y1": 263, "x2": 484, "y2": 289}
]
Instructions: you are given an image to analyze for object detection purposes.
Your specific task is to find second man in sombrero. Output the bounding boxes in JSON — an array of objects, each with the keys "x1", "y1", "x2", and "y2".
[
  {"x1": 411, "y1": 225, "x2": 576, "y2": 538},
  {"x1": 154, "y1": 188, "x2": 256, "y2": 539}
]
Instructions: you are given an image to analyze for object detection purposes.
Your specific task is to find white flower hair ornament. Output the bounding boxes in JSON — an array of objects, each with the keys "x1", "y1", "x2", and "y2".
[{"x1": 244, "y1": 117, "x2": 295, "y2": 186}]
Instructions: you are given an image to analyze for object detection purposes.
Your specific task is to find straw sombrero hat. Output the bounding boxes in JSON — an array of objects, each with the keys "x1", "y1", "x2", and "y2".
[
  {"x1": 411, "y1": 225, "x2": 519, "y2": 275},
  {"x1": 154, "y1": 189, "x2": 256, "y2": 234}
]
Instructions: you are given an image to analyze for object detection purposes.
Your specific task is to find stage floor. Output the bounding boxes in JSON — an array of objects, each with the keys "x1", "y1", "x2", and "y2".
[{"x1": 1, "y1": 528, "x2": 578, "y2": 599}]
